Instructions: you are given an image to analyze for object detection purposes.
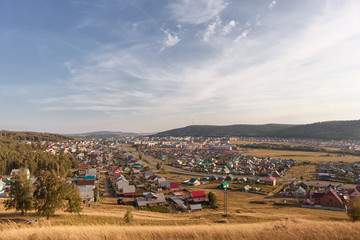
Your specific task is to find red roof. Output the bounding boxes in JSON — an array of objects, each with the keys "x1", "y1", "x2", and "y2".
[
  {"x1": 191, "y1": 191, "x2": 206, "y2": 198},
  {"x1": 77, "y1": 180, "x2": 95, "y2": 186},
  {"x1": 80, "y1": 163, "x2": 90, "y2": 170},
  {"x1": 170, "y1": 182, "x2": 180, "y2": 189},
  {"x1": 268, "y1": 176, "x2": 276, "y2": 181}
]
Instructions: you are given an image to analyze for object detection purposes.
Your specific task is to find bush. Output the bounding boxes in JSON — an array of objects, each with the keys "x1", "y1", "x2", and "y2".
[
  {"x1": 348, "y1": 197, "x2": 360, "y2": 221},
  {"x1": 124, "y1": 208, "x2": 133, "y2": 224}
]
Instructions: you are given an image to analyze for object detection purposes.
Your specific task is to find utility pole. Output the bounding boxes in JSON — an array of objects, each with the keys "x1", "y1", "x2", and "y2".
[{"x1": 224, "y1": 189, "x2": 228, "y2": 217}]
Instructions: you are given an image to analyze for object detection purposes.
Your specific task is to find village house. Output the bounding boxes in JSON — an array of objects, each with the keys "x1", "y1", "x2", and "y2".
[
  {"x1": 135, "y1": 192, "x2": 166, "y2": 207},
  {"x1": 294, "y1": 186, "x2": 307, "y2": 198},
  {"x1": 312, "y1": 188, "x2": 344, "y2": 208},
  {"x1": 265, "y1": 176, "x2": 276, "y2": 186},
  {"x1": 190, "y1": 191, "x2": 206, "y2": 203}
]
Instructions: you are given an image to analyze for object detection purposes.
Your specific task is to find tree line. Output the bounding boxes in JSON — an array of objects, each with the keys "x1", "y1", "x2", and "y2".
[
  {"x1": 4, "y1": 169, "x2": 82, "y2": 219},
  {"x1": 0, "y1": 130, "x2": 77, "y2": 142}
]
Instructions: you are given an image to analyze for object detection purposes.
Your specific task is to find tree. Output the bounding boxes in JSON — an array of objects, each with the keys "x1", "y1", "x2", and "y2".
[
  {"x1": 300, "y1": 176, "x2": 304, "y2": 181},
  {"x1": 4, "y1": 168, "x2": 33, "y2": 215},
  {"x1": 156, "y1": 162, "x2": 162, "y2": 170},
  {"x1": 348, "y1": 197, "x2": 360, "y2": 221},
  {"x1": 123, "y1": 208, "x2": 133, "y2": 224},
  {"x1": 64, "y1": 182, "x2": 83, "y2": 216},
  {"x1": 208, "y1": 192, "x2": 217, "y2": 205},
  {"x1": 33, "y1": 171, "x2": 66, "y2": 219}
]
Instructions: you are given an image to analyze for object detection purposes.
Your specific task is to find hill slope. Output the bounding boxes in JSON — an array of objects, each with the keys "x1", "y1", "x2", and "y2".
[
  {"x1": 0, "y1": 130, "x2": 77, "y2": 142},
  {"x1": 67, "y1": 131, "x2": 146, "y2": 139},
  {"x1": 154, "y1": 120, "x2": 360, "y2": 140}
]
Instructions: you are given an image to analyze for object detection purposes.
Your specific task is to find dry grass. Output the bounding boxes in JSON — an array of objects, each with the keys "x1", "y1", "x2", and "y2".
[
  {"x1": 241, "y1": 148, "x2": 360, "y2": 163},
  {"x1": 0, "y1": 219, "x2": 360, "y2": 240}
]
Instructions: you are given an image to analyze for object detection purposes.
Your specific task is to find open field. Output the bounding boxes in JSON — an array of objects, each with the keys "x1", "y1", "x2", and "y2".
[
  {"x1": 241, "y1": 148, "x2": 360, "y2": 163},
  {"x1": 0, "y1": 184, "x2": 358, "y2": 240},
  {"x1": 1, "y1": 219, "x2": 360, "y2": 240}
]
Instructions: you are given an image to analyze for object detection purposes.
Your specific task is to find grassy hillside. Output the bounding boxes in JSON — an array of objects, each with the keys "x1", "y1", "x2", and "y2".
[
  {"x1": 1, "y1": 219, "x2": 360, "y2": 240},
  {"x1": 154, "y1": 120, "x2": 360, "y2": 140}
]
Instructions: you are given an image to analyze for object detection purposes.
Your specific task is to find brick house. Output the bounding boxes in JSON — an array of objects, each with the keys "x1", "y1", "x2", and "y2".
[{"x1": 313, "y1": 188, "x2": 343, "y2": 208}]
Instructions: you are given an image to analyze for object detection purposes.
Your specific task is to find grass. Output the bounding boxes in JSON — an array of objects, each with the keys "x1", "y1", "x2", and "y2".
[
  {"x1": 241, "y1": 148, "x2": 360, "y2": 163},
  {"x1": 1, "y1": 219, "x2": 360, "y2": 240}
]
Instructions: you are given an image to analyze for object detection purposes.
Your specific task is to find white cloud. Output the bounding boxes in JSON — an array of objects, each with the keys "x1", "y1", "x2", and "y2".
[
  {"x1": 34, "y1": 0, "x2": 360, "y2": 132},
  {"x1": 203, "y1": 17, "x2": 221, "y2": 42},
  {"x1": 222, "y1": 20, "x2": 236, "y2": 35},
  {"x1": 169, "y1": 0, "x2": 228, "y2": 25},
  {"x1": 268, "y1": 1, "x2": 277, "y2": 10},
  {"x1": 160, "y1": 29, "x2": 181, "y2": 51},
  {"x1": 234, "y1": 29, "x2": 250, "y2": 42}
]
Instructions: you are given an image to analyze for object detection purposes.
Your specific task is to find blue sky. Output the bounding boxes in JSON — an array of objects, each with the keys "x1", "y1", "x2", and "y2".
[{"x1": 1, "y1": 0, "x2": 360, "y2": 134}]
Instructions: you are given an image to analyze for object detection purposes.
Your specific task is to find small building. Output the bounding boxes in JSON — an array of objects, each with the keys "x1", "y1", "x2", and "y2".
[
  {"x1": 294, "y1": 186, "x2": 307, "y2": 198},
  {"x1": 265, "y1": 176, "x2": 276, "y2": 186},
  {"x1": 135, "y1": 192, "x2": 166, "y2": 207},
  {"x1": 190, "y1": 191, "x2": 206, "y2": 203},
  {"x1": 217, "y1": 182, "x2": 229, "y2": 189},
  {"x1": 190, "y1": 204, "x2": 202, "y2": 211},
  {"x1": 169, "y1": 182, "x2": 180, "y2": 190},
  {"x1": 188, "y1": 178, "x2": 201, "y2": 186},
  {"x1": 242, "y1": 185, "x2": 252, "y2": 192},
  {"x1": 226, "y1": 174, "x2": 234, "y2": 181},
  {"x1": 123, "y1": 185, "x2": 136, "y2": 197}
]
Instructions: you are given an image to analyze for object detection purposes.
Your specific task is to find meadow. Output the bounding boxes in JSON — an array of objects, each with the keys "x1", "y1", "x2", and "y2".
[{"x1": 1, "y1": 183, "x2": 359, "y2": 239}]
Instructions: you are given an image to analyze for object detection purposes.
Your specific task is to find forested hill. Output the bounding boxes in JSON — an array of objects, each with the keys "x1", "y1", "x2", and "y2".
[
  {"x1": 0, "y1": 130, "x2": 77, "y2": 142},
  {"x1": 154, "y1": 120, "x2": 360, "y2": 141},
  {"x1": 0, "y1": 136, "x2": 78, "y2": 176}
]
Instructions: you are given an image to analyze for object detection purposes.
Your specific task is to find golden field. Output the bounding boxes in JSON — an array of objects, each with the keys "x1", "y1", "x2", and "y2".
[
  {"x1": 0, "y1": 218, "x2": 360, "y2": 240},
  {"x1": 241, "y1": 148, "x2": 360, "y2": 163},
  {"x1": 1, "y1": 185, "x2": 359, "y2": 240}
]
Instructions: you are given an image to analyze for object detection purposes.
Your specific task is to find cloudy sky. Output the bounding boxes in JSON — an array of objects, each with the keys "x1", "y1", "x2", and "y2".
[{"x1": 1, "y1": 0, "x2": 360, "y2": 134}]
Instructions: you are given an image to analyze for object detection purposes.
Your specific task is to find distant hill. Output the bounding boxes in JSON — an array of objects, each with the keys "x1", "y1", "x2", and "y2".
[
  {"x1": 67, "y1": 131, "x2": 148, "y2": 139},
  {"x1": 0, "y1": 130, "x2": 77, "y2": 142},
  {"x1": 153, "y1": 120, "x2": 360, "y2": 141}
]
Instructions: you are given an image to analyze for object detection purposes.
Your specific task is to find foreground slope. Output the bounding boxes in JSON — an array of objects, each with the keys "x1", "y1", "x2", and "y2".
[{"x1": 1, "y1": 219, "x2": 360, "y2": 240}]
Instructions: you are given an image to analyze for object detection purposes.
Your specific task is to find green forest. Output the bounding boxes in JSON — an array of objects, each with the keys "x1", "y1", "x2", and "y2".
[
  {"x1": 0, "y1": 131, "x2": 79, "y2": 176},
  {"x1": 0, "y1": 130, "x2": 77, "y2": 142}
]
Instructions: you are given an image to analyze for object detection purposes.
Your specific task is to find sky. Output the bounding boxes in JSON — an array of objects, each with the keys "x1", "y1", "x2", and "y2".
[{"x1": 1, "y1": 0, "x2": 360, "y2": 134}]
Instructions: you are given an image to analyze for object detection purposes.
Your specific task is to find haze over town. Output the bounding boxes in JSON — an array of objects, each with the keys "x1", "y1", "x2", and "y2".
[{"x1": 1, "y1": 0, "x2": 360, "y2": 134}]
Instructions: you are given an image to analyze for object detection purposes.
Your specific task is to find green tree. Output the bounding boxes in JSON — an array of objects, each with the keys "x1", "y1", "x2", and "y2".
[
  {"x1": 208, "y1": 192, "x2": 217, "y2": 205},
  {"x1": 4, "y1": 169, "x2": 33, "y2": 215},
  {"x1": 348, "y1": 197, "x2": 360, "y2": 221},
  {"x1": 33, "y1": 171, "x2": 66, "y2": 219},
  {"x1": 124, "y1": 208, "x2": 133, "y2": 224},
  {"x1": 64, "y1": 182, "x2": 83, "y2": 216},
  {"x1": 156, "y1": 162, "x2": 162, "y2": 170}
]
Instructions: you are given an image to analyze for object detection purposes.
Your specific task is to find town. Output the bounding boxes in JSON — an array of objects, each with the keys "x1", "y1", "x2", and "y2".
[{"x1": 2, "y1": 135, "x2": 360, "y2": 216}]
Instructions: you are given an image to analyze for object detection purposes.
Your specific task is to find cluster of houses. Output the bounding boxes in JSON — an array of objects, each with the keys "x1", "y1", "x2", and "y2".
[
  {"x1": 74, "y1": 164, "x2": 98, "y2": 203},
  {"x1": 108, "y1": 164, "x2": 209, "y2": 212},
  {"x1": 275, "y1": 179, "x2": 360, "y2": 209},
  {"x1": 141, "y1": 148, "x2": 295, "y2": 177},
  {"x1": 316, "y1": 161, "x2": 360, "y2": 184}
]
